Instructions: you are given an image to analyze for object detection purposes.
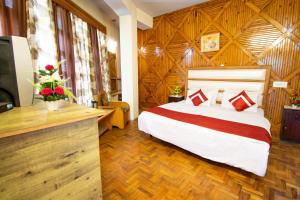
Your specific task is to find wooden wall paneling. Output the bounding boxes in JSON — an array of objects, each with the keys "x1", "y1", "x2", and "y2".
[
  {"x1": 108, "y1": 52, "x2": 119, "y2": 93},
  {"x1": 108, "y1": 53, "x2": 117, "y2": 78},
  {"x1": 138, "y1": 0, "x2": 300, "y2": 139}
]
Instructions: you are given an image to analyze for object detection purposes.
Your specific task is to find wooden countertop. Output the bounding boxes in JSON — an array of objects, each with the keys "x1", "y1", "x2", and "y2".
[{"x1": 0, "y1": 102, "x2": 112, "y2": 139}]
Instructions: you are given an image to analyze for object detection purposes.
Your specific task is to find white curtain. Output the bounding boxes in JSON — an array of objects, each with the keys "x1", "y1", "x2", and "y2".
[
  {"x1": 27, "y1": 0, "x2": 57, "y2": 70},
  {"x1": 70, "y1": 13, "x2": 93, "y2": 106},
  {"x1": 97, "y1": 30, "x2": 111, "y2": 100}
]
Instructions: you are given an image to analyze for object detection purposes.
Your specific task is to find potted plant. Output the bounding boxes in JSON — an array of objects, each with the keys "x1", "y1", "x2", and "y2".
[
  {"x1": 289, "y1": 89, "x2": 300, "y2": 109},
  {"x1": 33, "y1": 62, "x2": 75, "y2": 111},
  {"x1": 173, "y1": 86, "x2": 182, "y2": 97}
]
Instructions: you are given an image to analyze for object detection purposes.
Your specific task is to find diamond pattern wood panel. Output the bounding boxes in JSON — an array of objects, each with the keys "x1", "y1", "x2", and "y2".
[{"x1": 138, "y1": 0, "x2": 300, "y2": 138}]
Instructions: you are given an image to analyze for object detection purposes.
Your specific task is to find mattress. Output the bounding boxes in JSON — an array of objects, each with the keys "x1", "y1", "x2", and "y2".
[{"x1": 138, "y1": 101, "x2": 271, "y2": 176}]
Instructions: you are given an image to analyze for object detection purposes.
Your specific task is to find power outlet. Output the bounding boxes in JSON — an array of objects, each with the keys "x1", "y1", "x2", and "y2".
[{"x1": 273, "y1": 81, "x2": 288, "y2": 88}]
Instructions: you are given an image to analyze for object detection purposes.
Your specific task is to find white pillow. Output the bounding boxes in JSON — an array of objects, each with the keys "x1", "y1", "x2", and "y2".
[
  {"x1": 221, "y1": 90, "x2": 259, "y2": 112},
  {"x1": 186, "y1": 89, "x2": 218, "y2": 106}
]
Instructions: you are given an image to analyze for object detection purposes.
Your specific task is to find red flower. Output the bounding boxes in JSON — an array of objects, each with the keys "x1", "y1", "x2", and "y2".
[
  {"x1": 291, "y1": 100, "x2": 299, "y2": 104},
  {"x1": 45, "y1": 65, "x2": 54, "y2": 71},
  {"x1": 54, "y1": 86, "x2": 64, "y2": 95},
  {"x1": 40, "y1": 88, "x2": 53, "y2": 96}
]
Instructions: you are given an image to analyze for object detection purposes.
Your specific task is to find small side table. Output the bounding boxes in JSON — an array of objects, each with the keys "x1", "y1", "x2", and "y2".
[
  {"x1": 280, "y1": 105, "x2": 300, "y2": 142},
  {"x1": 168, "y1": 95, "x2": 185, "y2": 103}
]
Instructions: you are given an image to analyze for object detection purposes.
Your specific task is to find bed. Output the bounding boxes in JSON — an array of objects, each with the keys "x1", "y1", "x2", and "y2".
[{"x1": 138, "y1": 66, "x2": 272, "y2": 176}]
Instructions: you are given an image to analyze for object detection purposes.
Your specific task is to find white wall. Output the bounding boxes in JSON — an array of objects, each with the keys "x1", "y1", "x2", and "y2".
[
  {"x1": 104, "y1": 0, "x2": 153, "y2": 119},
  {"x1": 119, "y1": 14, "x2": 139, "y2": 119},
  {"x1": 137, "y1": 8, "x2": 153, "y2": 30}
]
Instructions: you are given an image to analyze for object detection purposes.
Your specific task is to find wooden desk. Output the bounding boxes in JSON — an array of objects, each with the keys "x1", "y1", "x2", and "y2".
[
  {"x1": 97, "y1": 109, "x2": 114, "y2": 135},
  {"x1": 0, "y1": 102, "x2": 103, "y2": 200}
]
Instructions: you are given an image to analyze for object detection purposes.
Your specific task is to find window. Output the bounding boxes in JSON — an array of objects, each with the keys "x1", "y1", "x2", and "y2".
[
  {"x1": 97, "y1": 30, "x2": 111, "y2": 99},
  {"x1": 27, "y1": 0, "x2": 110, "y2": 105},
  {"x1": 27, "y1": 0, "x2": 57, "y2": 70},
  {"x1": 53, "y1": 4, "x2": 76, "y2": 92},
  {"x1": 70, "y1": 13, "x2": 93, "y2": 106}
]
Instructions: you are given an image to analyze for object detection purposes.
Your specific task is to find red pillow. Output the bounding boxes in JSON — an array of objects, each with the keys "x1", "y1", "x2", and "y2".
[
  {"x1": 229, "y1": 90, "x2": 256, "y2": 112},
  {"x1": 189, "y1": 89, "x2": 208, "y2": 106}
]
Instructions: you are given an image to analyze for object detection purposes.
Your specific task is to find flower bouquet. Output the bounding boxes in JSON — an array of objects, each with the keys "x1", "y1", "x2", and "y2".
[
  {"x1": 172, "y1": 86, "x2": 182, "y2": 96},
  {"x1": 33, "y1": 62, "x2": 75, "y2": 111},
  {"x1": 289, "y1": 89, "x2": 300, "y2": 108}
]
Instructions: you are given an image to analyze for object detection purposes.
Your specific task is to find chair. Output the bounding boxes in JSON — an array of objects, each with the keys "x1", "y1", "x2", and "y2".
[{"x1": 97, "y1": 91, "x2": 130, "y2": 129}]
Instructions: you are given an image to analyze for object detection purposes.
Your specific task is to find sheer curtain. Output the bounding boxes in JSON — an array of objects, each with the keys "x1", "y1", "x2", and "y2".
[
  {"x1": 27, "y1": 0, "x2": 57, "y2": 70},
  {"x1": 53, "y1": 4, "x2": 76, "y2": 93},
  {"x1": 70, "y1": 13, "x2": 93, "y2": 106},
  {"x1": 89, "y1": 26, "x2": 103, "y2": 95},
  {"x1": 97, "y1": 30, "x2": 111, "y2": 100}
]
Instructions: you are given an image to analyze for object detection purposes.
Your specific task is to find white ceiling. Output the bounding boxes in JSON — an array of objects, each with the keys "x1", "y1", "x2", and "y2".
[
  {"x1": 94, "y1": 0, "x2": 119, "y2": 21},
  {"x1": 133, "y1": 0, "x2": 209, "y2": 17},
  {"x1": 94, "y1": 0, "x2": 209, "y2": 30}
]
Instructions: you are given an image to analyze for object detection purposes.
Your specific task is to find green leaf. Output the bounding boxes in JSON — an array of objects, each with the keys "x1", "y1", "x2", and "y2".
[
  {"x1": 38, "y1": 70, "x2": 49, "y2": 76},
  {"x1": 50, "y1": 68, "x2": 58, "y2": 76},
  {"x1": 64, "y1": 88, "x2": 76, "y2": 101},
  {"x1": 34, "y1": 96, "x2": 44, "y2": 100}
]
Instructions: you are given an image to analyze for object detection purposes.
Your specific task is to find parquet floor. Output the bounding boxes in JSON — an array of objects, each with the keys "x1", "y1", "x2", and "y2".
[{"x1": 99, "y1": 121, "x2": 300, "y2": 200}]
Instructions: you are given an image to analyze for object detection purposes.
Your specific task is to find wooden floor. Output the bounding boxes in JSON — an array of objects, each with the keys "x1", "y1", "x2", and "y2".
[{"x1": 99, "y1": 121, "x2": 300, "y2": 200}]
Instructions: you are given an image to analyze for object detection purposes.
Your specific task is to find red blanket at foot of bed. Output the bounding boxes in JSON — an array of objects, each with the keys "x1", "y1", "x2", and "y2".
[{"x1": 146, "y1": 107, "x2": 272, "y2": 146}]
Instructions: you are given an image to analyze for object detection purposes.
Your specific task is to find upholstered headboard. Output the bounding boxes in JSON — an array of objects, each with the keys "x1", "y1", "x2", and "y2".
[{"x1": 185, "y1": 66, "x2": 271, "y2": 108}]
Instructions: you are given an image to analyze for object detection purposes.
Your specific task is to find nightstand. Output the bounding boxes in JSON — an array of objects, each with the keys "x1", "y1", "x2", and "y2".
[
  {"x1": 281, "y1": 106, "x2": 300, "y2": 142},
  {"x1": 168, "y1": 95, "x2": 184, "y2": 103}
]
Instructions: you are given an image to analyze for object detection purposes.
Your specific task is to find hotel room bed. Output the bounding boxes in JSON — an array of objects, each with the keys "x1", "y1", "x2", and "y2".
[
  {"x1": 138, "y1": 101, "x2": 271, "y2": 176},
  {"x1": 138, "y1": 66, "x2": 272, "y2": 176}
]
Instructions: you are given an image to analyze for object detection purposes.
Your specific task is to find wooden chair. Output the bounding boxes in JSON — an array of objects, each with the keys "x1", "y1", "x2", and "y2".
[{"x1": 97, "y1": 91, "x2": 130, "y2": 129}]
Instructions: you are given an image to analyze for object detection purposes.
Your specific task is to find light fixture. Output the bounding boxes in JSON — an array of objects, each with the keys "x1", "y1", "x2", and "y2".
[
  {"x1": 107, "y1": 38, "x2": 117, "y2": 53},
  {"x1": 140, "y1": 47, "x2": 146, "y2": 54},
  {"x1": 155, "y1": 46, "x2": 161, "y2": 56}
]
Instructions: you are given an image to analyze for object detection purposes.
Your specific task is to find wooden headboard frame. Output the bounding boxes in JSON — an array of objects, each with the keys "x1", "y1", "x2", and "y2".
[{"x1": 184, "y1": 66, "x2": 271, "y2": 109}]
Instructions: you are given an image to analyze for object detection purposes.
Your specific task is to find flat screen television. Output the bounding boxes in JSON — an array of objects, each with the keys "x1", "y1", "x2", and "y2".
[{"x1": 0, "y1": 36, "x2": 34, "y2": 107}]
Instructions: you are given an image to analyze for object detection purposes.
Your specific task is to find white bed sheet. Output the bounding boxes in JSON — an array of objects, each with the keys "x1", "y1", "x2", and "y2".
[{"x1": 138, "y1": 101, "x2": 271, "y2": 176}]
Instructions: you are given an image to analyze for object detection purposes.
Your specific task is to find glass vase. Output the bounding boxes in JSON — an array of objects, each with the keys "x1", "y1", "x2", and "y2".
[{"x1": 45, "y1": 100, "x2": 65, "y2": 111}]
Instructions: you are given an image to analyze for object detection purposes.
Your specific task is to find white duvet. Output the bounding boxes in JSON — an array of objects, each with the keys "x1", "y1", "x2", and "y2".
[{"x1": 138, "y1": 101, "x2": 271, "y2": 176}]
